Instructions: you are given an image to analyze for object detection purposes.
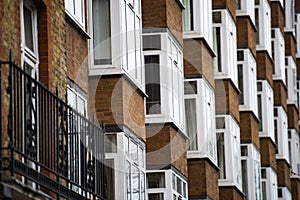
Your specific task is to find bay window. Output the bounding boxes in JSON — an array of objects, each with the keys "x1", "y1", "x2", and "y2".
[
  {"x1": 257, "y1": 80, "x2": 275, "y2": 142},
  {"x1": 65, "y1": 0, "x2": 85, "y2": 27},
  {"x1": 147, "y1": 170, "x2": 187, "y2": 200},
  {"x1": 182, "y1": 0, "x2": 213, "y2": 47},
  {"x1": 216, "y1": 115, "x2": 242, "y2": 190},
  {"x1": 288, "y1": 129, "x2": 300, "y2": 178},
  {"x1": 213, "y1": 10, "x2": 238, "y2": 87},
  {"x1": 271, "y1": 28, "x2": 285, "y2": 83},
  {"x1": 255, "y1": 0, "x2": 272, "y2": 57},
  {"x1": 261, "y1": 167, "x2": 278, "y2": 200},
  {"x1": 236, "y1": 0, "x2": 255, "y2": 24},
  {"x1": 284, "y1": 0, "x2": 295, "y2": 33},
  {"x1": 143, "y1": 32, "x2": 184, "y2": 132},
  {"x1": 237, "y1": 49, "x2": 258, "y2": 116},
  {"x1": 273, "y1": 107, "x2": 289, "y2": 162},
  {"x1": 286, "y1": 57, "x2": 297, "y2": 106},
  {"x1": 241, "y1": 144, "x2": 262, "y2": 200},
  {"x1": 184, "y1": 79, "x2": 217, "y2": 163}
]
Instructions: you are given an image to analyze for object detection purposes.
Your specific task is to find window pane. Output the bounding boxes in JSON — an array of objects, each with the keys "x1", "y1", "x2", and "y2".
[
  {"x1": 147, "y1": 172, "x2": 165, "y2": 188},
  {"x1": 238, "y1": 64, "x2": 244, "y2": 104},
  {"x1": 241, "y1": 160, "x2": 248, "y2": 197},
  {"x1": 130, "y1": 140, "x2": 138, "y2": 163},
  {"x1": 93, "y1": 0, "x2": 112, "y2": 64},
  {"x1": 182, "y1": 0, "x2": 193, "y2": 31},
  {"x1": 126, "y1": 161, "x2": 131, "y2": 200},
  {"x1": 141, "y1": 172, "x2": 146, "y2": 200},
  {"x1": 184, "y1": 81, "x2": 197, "y2": 94},
  {"x1": 257, "y1": 95, "x2": 262, "y2": 131},
  {"x1": 132, "y1": 166, "x2": 140, "y2": 200},
  {"x1": 217, "y1": 132, "x2": 226, "y2": 179},
  {"x1": 148, "y1": 193, "x2": 164, "y2": 200},
  {"x1": 185, "y1": 99, "x2": 198, "y2": 150},
  {"x1": 176, "y1": 177, "x2": 182, "y2": 195},
  {"x1": 213, "y1": 27, "x2": 222, "y2": 72},
  {"x1": 105, "y1": 134, "x2": 117, "y2": 153},
  {"x1": 105, "y1": 159, "x2": 115, "y2": 200},
  {"x1": 145, "y1": 55, "x2": 161, "y2": 114},
  {"x1": 24, "y1": 5, "x2": 34, "y2": 51},
  {"x1": 143, "y1": 35, "x2": 161, "y2": 51}
]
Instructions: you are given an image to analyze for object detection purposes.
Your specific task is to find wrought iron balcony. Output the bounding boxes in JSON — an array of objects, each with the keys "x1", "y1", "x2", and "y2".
[{"x1": 0, "y1": 59, "x2": 106, "y2": 200}]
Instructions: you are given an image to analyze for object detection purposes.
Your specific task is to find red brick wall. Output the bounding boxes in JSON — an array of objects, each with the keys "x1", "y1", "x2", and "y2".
[
  {"x1": 260, "y1": 138, "x2": 277, "y2": 170},
  {"x1": 240, "y1": 112, "x2": 260, "y2": 149},
  {"x1": 236, "y1": 16, "x2": 256, "y2": 58},
  {"x1": 188, "y1": 159, "x2": 219, "y2": 200},
  {"x1": 291, "y1": 178, "x2": 300, "y2": 200},
  {"x1": 273, "y1": 81, "x2": 287, "y2": 112},
  {"x1": 276, "y1": 159, "x2": 292, "y2": 191},
  {"x1": 219, "y1": 186, "x2": 244, "y2": 200},
  {"x1": 285, "y1": 32, "x2": 297, "y2": 63},
  {"x1": 271, "y1": 2, "x2": 285, "y2": 34},
  {"x1": 183, "y1": 38, "x2": 215, "y2": 88},
  {"x1": 256, "y1": 51, "x2": 273, "y2": 87},
  {"x1": 287, "y1": 105, "x2": 300, "y2": 133},
  {"x1": 212, "y1": 0, "x2": 236, "y2": 22}
]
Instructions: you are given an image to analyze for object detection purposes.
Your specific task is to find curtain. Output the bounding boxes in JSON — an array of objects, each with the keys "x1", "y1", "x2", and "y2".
[{"x1": 185, "y1": 99, "x2": 197, "y2": 150}]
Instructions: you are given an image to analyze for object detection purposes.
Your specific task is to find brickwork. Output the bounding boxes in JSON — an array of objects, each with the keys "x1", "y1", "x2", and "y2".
[
  {"x1": 273, "y1": 81, "x2": 288, "y2": 112},
  {"x1": 219, "y1": 186, "x2": 244, "y2": 200},
  {"x1": 271, "y1": 1, "x2": 285, "y2": 34},
  {"x1": 287, "y1": 105, "x2": 300, "y2": 133},
  {"x1": 142, "y1": 0, "x2": 183, "y2": 45},
  {"x1": 236, "y1": 16, "x2": 256, "y2": 58},
  {"x1": 183, "y1": 38, "x2": 215, "y2": 88},
  {"x1": 66, "y1": 22, "x2": 88, "y2": 92},
  {"x1": 146, "y1": 124, "x2": 187, "y2": 177},
  {"x1": 240, "y1": 112, "x2": 260, "y2": 149},
  {"x1": 215, "y1": 79, "x2": 240, "y2": 123},
  {"x1": 285, "y1": 32, "x2": 297, "y2": 63},
  {"x1": 212, "y1": 0, "x2": 236, "y2": 22},
  {"x1": 276, "y1": 159, "x2": 292, "y2": 191},
  {"x1": 291, "y1": 178, "x2": 300, "y2": 200},
  {"x1": 260, "y1": 138, "x2": 277, "y2": 170},
  {"x1": 89, "y1": 75, "x2": 146, "y2": 141},
  {"x1": 256, "y1": 51, "x2": 274, "y2": 87},
  {"x1": 296, "y1": 0, "x2": 300, "y2": 13},
  {"x1": 188, "y1": 159, "x2": 219, "y2": 200}
]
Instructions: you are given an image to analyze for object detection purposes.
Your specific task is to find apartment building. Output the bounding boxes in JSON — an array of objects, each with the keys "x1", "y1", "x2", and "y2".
[{"x1": 1, "y1": 0, "x2": 300, "y2": 200}]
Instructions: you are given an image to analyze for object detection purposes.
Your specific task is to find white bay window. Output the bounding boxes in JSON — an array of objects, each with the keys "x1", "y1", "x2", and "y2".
[
  {"x1": 213, "y1": 10, "x2": 238, "y2": 87},
  {"x1": 236, "y1": 0, "x2": 255, "y2": 24},
  {"x1": 237, "y1": 49, "x2": 258, "y2": 116},
  {"x1": 182, "y1": 0, "x2": 213, "y2": 47},
  {"x1": 286, "y1": 56, "x2": 297, "y2": 106},
  {"x1": 274, "y1": 106, "x2": 289, "y2": 162},
  {"x1": 184, "y1": 78, "x2": 217, "y2": 163},
  {"x1": 261, "y1": 167, "x2": 278, "y2": 200},
  {"x1": 255, "y1": 0, "x2": 272, "y2": 56},
  {"x1": 143, "y1": 32, "x2": 184, "y2": 132},
  {"x1": 271, "y1": 28, "x2": 285, "y2": 83},
  {"x1": 288, "y1": 129, "x2": 300, "y2": 178},
  {"x1": 65, "y1": 0, "x2": 85, "y2": 27},
  {"x1": 257, "y1": 80, "x2": 275, "y2": 142},
  {"x1": 216, "y1": 115, "x2": 242, "y2": 191}
]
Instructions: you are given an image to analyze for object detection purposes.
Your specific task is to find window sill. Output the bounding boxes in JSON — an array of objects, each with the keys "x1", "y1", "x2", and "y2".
[{"x1": 65, "y1": 12, "x2": 90, "y2": 39}]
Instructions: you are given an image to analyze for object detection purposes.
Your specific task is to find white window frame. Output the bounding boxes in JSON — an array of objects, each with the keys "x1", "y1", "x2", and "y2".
[
  {"x1": 213, "y1": 10, "x2": 238, "y2": 87},
  {"x1": 144, "y1": 32, "x2": 185, "y2": 132},
  {"x1": 288, "y1": 129, "x2": 300, "y2": 178},
  {"x1": 184, "y1": 78, "x2": 217, "y2": 164},
  {"x1": 216, "y1": 115, "x2": 242, "y2": 191},
  {"x1": 284, "y1": 0, "x2": 295, "y2": 34},
  {"x1": 296, "y1": 14, "x2": 300, "y2": 58},
  {"x1": 236, "y1": 0, "x2": 255, "y2": 24},
  {"x1": 65, "y1": 0, "x2": 85, "y2": 28},
  {"x1": 240, "y1": 144, "x2": 262, "y2": 200},
  {"x1": 147, "y1": 170, "x2": 188, "y2": 200},
  {"x1": 255, "y1": 0, "x2": 272, "y2": 57},
  {"x1": 257, "y1": 80, "x2": 275, "y2": 142},
  {"x1": 277, "y1": 187, "x2": 292, "y2": 200},
  {"x1": 89, "y1": 0, "x2": 144, "y2": 88},
  {"x1": 274, "y1": 106, "x2": 289, "y2": 163},
  {"x1": 237, "y1": 49, "x2": 258, "y2": 116},
  {"x1": 271, "y1": 28, "x2": 286, "y2": 84},
  {"x1": 261, "y1": 167, "x2": 278, "y2": 200},
  {"x1": 183, "y1": 0, "x2": 213, "y2": 48},
  {"x1": 286, "y1": 56, "x2": 298, "y2": 106}
]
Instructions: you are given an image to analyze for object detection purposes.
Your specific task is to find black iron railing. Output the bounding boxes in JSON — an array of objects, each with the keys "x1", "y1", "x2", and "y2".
[{"x1": 0, "y1": 59, "x2": 106, "y2": 200}]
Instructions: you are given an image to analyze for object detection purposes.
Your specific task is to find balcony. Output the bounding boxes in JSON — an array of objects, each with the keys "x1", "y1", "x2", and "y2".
[{"x1": 0, "y1": 59, "x2": 106, "y2": 199}]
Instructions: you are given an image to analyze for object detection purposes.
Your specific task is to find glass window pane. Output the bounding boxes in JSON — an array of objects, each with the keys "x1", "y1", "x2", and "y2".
[
  {"x1": 130, "y1": 140, "x2": 138, "y2": 163},
  {"x1": 182, "y1": 0, "x2": 193, "y2": 31},
  {"x1": 242, "y1": 160, "x2": 248, "y2": 197},
  {"x1": 238, "y1": 64, "x2": 244, "y2": 104},
  {"x1": 126, "y1": 161, "x2": 131, "y2": 200},
  {"x1": 184, "y1": 81, "x2": 197, "y2": 94},
  {"x1": 93, "y1": 0, "x2": 112, "y2": 64},
  {"x1": 132, "y1": 166, "x2": 140, "y2": 200},
  {"x1": 185, "y1": 99, "x2": 198, "y2": 150},
  {"x1": 176, "y1": 177, "x2": 182, "y2": 195},
  {"x1": 143, "y1": 35, "x2": 161, "y2": 51},
  {"x1": 24, "y1": 5, "x2": 34, "y2": 51},
  {"x1": 213, "y1": 27, "x2": 222, "y2": 72},
  {"x1": 75, "y1": 0, "x2": 83, "y2": 24},
  {"x1": 105, "y1": 134, "x2": 117, "y2": 153},
  {"x1": 105, "y1": 159, "x2": 115, "y2": 200},
  {"x1": 217, "y1": 132, "x2": 226, "y2": 179},
  {"x1": 148, "y1": 193, "x2": 164, "y2": 200},
  {"x1": 147, "y1": 172, "x2": 165, "y2": 188}
]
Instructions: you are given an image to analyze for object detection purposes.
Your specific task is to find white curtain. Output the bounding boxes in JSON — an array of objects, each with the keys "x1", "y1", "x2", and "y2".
[
  {"x1": 185, "y1": 99, "x2": 198, "y2": 150},
  {"x1": 182, "y1": 0, "x2": 192, "y2": 32}
]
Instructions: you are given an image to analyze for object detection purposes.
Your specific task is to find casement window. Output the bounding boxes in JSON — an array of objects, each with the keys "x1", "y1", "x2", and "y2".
[
  {"x1": 147, "y1": 170, "x2": 188, "y2": 200},
  {"x1": 261, "y1": 167, "x2": 278, "y2": 200},
  {"x1": 237, "y1": 49, "x2": 258, "y2": 116},
  {"x1": 296, "y1": 14, "x2": 300, "y2": 57},
  {"x1": 65, "y1": 0, "x2": 85, "y2": 27},
  {"x1": 271, "y1": 28, "x2": 285, "y2": 83},
  {"x1": 284, "y1": 0, "x2": 295, "y2": 33},
  {"x1": 273, "y1": 107, "x2": 289, "y2": 162},
  {"x1": 277, "y1": 187, "x2": 292, "y2": 200},
  {"x1": 216, "y1": 115, "x2": 242, "y2": 190},
  {"x1": 143, "y1": 32, "x2": 184, "y2": 131},
  {"x1": 213, "y1": 10, "x2": 238, "y2": 87},
  {"x1": 288, "y1": 129, "x2": 300, "y2": 178},
  {"x1": 89, "y1": 0, "x2": 143, "y2": 86},
  {"x1": 255, "y1": 0, "x2": 272, "y2": 56},
  {"x1": 257, "y1": 80, "x2": 275, "y2": 142},
  {"x1": 236, "y1": 0, "x2": 255, "y2": 23},
  {"x1": 184, "y1": 79, "x2": 217, "y2": 163},
  {"x1": 241, "y1": 144, "x2": 262, "y2": 200},
  {"x1": 67, "y1": 84, "x2": 87, "y2": 116},
  {"x1": 182, "y1": 0, "x2": 213, "y2": 47},
  {"x1": 286, "y1": 57, "x2": 297, "y2": 106}
]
